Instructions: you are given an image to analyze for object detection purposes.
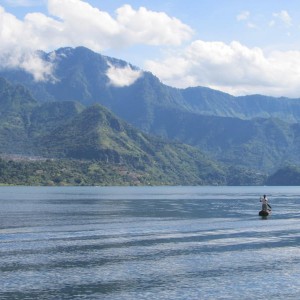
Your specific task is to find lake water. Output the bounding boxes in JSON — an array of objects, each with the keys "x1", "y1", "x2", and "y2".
[{"x1": 1, "y1": 186, "x2": 300, "y2": 299}]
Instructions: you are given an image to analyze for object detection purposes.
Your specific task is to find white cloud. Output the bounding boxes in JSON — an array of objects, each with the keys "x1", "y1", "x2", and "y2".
[
  {"x1": 19, "y1": 52, "x2": 55, "y2": 81},
  {"x1": 144, "y1": 40, "x2": 300, "y2": 98},
  {"x1": 1, "y1": 1, "x2": 299, "y2": 97},
  {"x1": 237, "y1": 11, "x2": 250, "y2": 21},
  {"x1": 106, "y1": 63, "x2": 143, "y2": 87},
  {"x1": 0, "y1": 1, "x2": 193, "y2": 51},
  {"x1": 247, "y1": 22, "x2": 258, "y2": 29},
  {"x1": 116, "y1": 5, "x2": 193, "y2": 46},
  {"x1": 269, "y1": 20, "x2": 275, "y2": 27},
  {"x1": 45, "y1": 1, "x2": 193, "y2": 49},
  {"x1": 0, "y1": 0, "x2": 193, "y2": 82},
  {"x1": 0, "y1": 6, "x2": 54, "y2": 81},
  {"x1": 47, "y1": 0, "x2": 121, "y2": 51},
  {"x1": 236, "y1": 11, "x2": 258, "y2": 30},
  {"x1": 272, "y1": 10, "x2": 292, "y2": 27}
]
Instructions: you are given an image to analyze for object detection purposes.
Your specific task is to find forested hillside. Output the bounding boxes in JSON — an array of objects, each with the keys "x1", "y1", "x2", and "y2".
[
  {"x1": 1, "y1": 47, "x2": 300, "y2": 185},
  {"x1": 0, "y1": 77, "x2": 236, "y2": 186}
]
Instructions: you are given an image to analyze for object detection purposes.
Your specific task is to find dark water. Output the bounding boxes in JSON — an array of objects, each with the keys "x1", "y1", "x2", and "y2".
[{"x1": 1, "y1": 186, "x2": 300, "y2": 299}]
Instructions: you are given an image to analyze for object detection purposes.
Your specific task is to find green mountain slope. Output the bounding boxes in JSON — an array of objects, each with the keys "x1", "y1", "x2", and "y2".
[
  {"x1": 0, "y1": 77, "x2": 37, "y2": 154},
  {"x1": 266, "y1": 165, "x2": 300, "y2": 186},
  {"x1": 148, "y1": 107, "x2": 296, "y2": 171},
  {"x1": 2, "y1": 46, "x2": 300, "y2": 123},
  {"x1": 2, "y1": 47, "x2": 300, "y2": 173},
  {"x1": 0, "y1": 78, "x2": 234, "y2": 185},
  {"x1": 29, "y1": 101, "x2": 84, "y2": 138},
  {"x1": 36, "y1": 104, "x2": 227, "y2": 185}
]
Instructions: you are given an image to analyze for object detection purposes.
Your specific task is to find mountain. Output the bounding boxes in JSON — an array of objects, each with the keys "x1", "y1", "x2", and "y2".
[
  {"x1": 0, "y1": 77, "x2": 237, "y2": 185},
  {"x1": 3, "y1": 46, "x2": 300, "y2": 123},
  {"x1": 181, "y1": 88, "x2": 300, "y2": 122},
  {"x1": 148, "y1": 108, "x2": 300, "y2": 171},
  {"x1": 34, "y1": 103, "x2": 231, "y2": 185},
  {"x1": 2, "y1": 47, "x2": 300, "y2": 173},
  {"x1": 0, "y1": 77, "x2": 37, "y2": 154},
  {"x1": 266, "y1": 165, "x2": 300, "y2": 186},
  {"x1": 29, "y1": 101, "x2": 84, "y2": 138}
]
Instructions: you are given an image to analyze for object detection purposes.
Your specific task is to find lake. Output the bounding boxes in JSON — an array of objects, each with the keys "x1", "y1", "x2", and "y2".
[{"x1": 1, "y1": 186, "x2": 300, "y2": 299}]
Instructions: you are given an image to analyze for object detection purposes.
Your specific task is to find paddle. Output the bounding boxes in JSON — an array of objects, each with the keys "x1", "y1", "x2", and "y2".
[{"x1": 267, "y1": 203, "x2": 272, "y2": 210}]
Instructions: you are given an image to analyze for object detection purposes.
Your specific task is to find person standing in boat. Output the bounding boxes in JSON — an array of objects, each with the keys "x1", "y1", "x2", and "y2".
[{"x1": 260, "y1": 194, "x2": 269, "y2": 211}]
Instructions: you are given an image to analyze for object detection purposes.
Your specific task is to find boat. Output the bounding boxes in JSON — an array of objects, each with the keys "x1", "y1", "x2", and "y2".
[
  {"x1": 259, "y1": 209, "x2": 272, "y2": 217},
  {"x1": 259, "y1": 200, "x2": 272, "y2": 217}
]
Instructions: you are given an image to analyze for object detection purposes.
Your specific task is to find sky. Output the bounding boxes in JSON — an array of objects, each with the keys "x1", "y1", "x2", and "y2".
[{"x1": 1, "y1": 0, "x2": 300, "y2": 97}]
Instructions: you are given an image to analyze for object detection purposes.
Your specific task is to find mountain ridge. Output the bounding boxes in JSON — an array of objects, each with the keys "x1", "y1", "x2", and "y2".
[
  {"x1": 0, "y1": 77, "x2": 240, "y2": 185},
  {"x1": 1, "y1": 46, "x2": 300, "y2": 174},
  {"x1": 3, "y1": 46, "x2": 300, "y2": 122}
]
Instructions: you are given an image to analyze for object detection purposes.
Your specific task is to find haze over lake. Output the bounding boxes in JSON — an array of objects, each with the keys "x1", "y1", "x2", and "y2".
[{"x1": 1, "y1": 186, "x2": 300, "y2": 299}]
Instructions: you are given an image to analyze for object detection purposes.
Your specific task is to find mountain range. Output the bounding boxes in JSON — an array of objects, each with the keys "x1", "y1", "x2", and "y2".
[
  {"x1": 0, "y1": 46, "x2": 300, "y2": 185},
  {"x1": 0, "y1": 77, "x2": 234, "y2": 185}
]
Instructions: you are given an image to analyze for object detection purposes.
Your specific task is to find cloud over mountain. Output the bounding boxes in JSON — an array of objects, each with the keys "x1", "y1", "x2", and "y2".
[
  {"x1": 145, "y1": 39, "x2": 300, "y2": 97},
  {"x1": 106, "y1": 63, "x2": 143, "y2": 87},
  {"x1": 1, "y1": 1, "x2": 300, "y2": 97},
  {"x1": 0, "y1": 0, "x2": 192, "y2": 82}
]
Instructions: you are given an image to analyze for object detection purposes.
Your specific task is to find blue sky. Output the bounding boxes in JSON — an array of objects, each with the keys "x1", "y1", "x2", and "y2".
[{"x1": 1, "y1": 0, "x2": 300, "y2": 97}]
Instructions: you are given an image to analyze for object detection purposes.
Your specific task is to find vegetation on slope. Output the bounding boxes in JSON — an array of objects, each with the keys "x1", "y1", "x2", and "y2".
[
  {"x1": 266, "y1": 165, "x2": 300, "y2": 186},
  {"x1": 2, "y1": 47, "x2": 300, "y2": 173},
  {"x1": 0, "y1": 78, "x2": 230, "y2": 186},
  {"x1": 0, "y1": 156, "x2": 268, "y2": 186},
  {"x1": 0, "y1": 157, "x2": 222, "y2": 186}
]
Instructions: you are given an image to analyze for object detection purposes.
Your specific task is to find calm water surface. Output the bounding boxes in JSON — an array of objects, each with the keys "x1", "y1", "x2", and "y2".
[{"x1": 1, "y1": 186, "x2": 300, "y2": 299}]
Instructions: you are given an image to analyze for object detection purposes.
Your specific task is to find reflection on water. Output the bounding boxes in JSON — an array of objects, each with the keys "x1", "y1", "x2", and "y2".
[{"x1": 1, "y1": 186, "x2": 300, "y2": 299}]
